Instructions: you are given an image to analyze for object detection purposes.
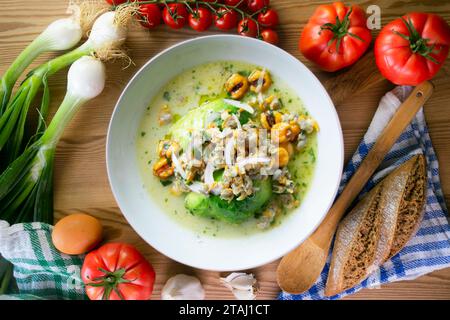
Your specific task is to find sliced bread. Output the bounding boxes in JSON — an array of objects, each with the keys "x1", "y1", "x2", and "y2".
[
  {"x1": 324, "y1": 183, "x2": 385, "y2": 296},
  {"x1": 324, "y1": 155, "x2": 427, "y2": 296},
  {"x1": 373, "y1": 155, "x2": 427, "y2": 265}
]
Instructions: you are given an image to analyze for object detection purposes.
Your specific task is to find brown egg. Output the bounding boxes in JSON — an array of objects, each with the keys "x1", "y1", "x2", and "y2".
[{"x1": 52, "y1": 213, "x2": 103, "y2": 255}]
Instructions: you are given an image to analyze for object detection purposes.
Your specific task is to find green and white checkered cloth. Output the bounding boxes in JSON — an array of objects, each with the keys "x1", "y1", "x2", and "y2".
[{"x1": 0, "y1": 220, "x2": 87, "y2": 300}]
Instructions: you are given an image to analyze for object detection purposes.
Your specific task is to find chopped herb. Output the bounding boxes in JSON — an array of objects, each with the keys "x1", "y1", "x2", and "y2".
[
  {"x1": 308, "y1": 148, "x2": 316, "y2": 162},
  {"x1": 172, "y1": 114, "x2": 181, "y2": 123},
  {"x1": 160, "y1": 179, "x2": 173, "y2": 187},
  {"x1": 238, "y1": 110, "x2": 251, "y2": 125},
  {"x1": 238, "y1": 70, "x2": 251, "y2": 77},
  {"x1": 163, "y1": 91, "x2": 171, "y2": 101},
  {"x1": 214, "y1": 117, "x2": 224, "y2": 127},
  {"x1": 141, "y1": 131, "x2": 146, "y2": 137},
  {"x1": 288, "y1": 99, "x2": 293, "y2": 103}
]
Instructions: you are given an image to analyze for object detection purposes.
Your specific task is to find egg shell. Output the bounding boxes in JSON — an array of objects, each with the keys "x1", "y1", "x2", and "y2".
[{"x1": 52, "y1": 213, "x2": 103, "y2": 255}]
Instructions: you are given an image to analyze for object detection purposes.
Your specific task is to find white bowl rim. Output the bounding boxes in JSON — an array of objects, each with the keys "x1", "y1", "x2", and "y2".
[{"x1": 106, "y1": 34, "x2": 344, "y2": 271}]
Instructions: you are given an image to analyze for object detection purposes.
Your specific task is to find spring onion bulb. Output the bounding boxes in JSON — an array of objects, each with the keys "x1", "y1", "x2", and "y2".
[
  {"x1": 0, "y1": 56, "x2": 105, "y2": 225},
  {"x1": 0, "y1": 17, "x2": 82, "y2": 115},
  {"x1": 0, "y1": 10, "x2": 130, "y2": 164}
]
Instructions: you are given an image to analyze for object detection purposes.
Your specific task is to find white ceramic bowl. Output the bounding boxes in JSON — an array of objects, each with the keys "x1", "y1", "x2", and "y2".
[{"x1": 107, "y1": 35, "x2": 343, "y2": 271}]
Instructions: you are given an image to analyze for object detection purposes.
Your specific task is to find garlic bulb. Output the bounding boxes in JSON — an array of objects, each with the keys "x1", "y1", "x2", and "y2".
[
  {"x1": 161, "y1": 274, "x2": 205, "y2": 300},
  {"x1": 220, "y1": 272, "x2": 258, "y2": 300}
]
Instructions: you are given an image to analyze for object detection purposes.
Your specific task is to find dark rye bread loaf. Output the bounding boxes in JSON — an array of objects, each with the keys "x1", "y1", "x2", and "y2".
[{"x1": 325, "y1": 155, "x2": 426, "y2": 296}]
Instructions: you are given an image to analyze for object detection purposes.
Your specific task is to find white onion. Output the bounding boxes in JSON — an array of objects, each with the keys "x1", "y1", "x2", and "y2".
[
  {"x1": 257, "y1": 92, "x2": 264, "y2": 104},
  {"x1": 231, "y1": 113, "x2": 241, "y2": 129},
  {"x1": 256, "y1": 68, "x2": 266, "y2": 93},
  {"x1": 225, "y1": 137, "x2": 235, "y2": 166},
  {"x1": 171, "y1": 152, "x2": 187, "y2": 179},
  {"x1": 188, "y1": 182, "x2": 207, "y2": 194},
  {"x1": 223, "y1": 99, "x2": 254, "y2": 114},
  {"x1": 85, "y1": 11, "x2": 127, "y2": 50},
  {"x1": 204, "y1": 161, "x2": 215, "y2": 186},
  {"x1": 67, "y1": 56, "x2": 105, "y2": 100},
  {"x1": 41, "y1": 18, "x2": 83, "y2": 51}
]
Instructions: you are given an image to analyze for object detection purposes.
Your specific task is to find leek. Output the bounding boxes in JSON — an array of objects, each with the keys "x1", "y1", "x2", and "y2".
[
  {"x1": 0, "y1": 10, "x2": 128, "y2": 164},
  {"x1": 0, "y1": 56, "x2": 106, "y2": 225}
]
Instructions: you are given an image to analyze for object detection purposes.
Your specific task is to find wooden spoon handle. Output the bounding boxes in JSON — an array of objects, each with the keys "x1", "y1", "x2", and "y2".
[{"x1": 313, "y1": 81, "x2": 434, "y2": 248}]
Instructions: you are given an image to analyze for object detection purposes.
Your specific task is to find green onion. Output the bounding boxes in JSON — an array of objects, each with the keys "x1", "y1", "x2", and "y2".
[
  {"x1": 0, "y1": 257, "x2": 13, "y2": 294},
  {"x1": 0, "y1": 56, "x2": 106, "y2": 225},
  {"x1": 0, "y1": 17, "x2": 83, "y2": 115},
  {"x1": 0, "y1": 10, "x2": 128, "y2": 164}
]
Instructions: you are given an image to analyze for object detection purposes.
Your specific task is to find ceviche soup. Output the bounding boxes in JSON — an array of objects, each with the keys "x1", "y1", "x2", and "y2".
[{"x1": 136, "y1": 61, "x2": 318, "y2": 237}]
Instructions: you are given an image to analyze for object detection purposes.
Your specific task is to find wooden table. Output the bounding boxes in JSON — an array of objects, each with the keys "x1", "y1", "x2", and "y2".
[{"x1": 1, "y1": 0, "x2": 450, "y2": 300}]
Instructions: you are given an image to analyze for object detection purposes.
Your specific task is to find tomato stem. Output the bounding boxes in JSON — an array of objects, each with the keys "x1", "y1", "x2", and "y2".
[
  {"x1": 392, "y1": 17, "x2": 440, "y2": 64},
  {"x1": 86, "y1": 268, "x2": 133, "y2": 300},
  {"x1": 319, "y1": 7, "x2": 364, "y2": 54}
]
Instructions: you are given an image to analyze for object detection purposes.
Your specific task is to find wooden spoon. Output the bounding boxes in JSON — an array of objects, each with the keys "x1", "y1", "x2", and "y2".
[{"x1": 277, "y1": 81, "x2": 434, "y2": 295}]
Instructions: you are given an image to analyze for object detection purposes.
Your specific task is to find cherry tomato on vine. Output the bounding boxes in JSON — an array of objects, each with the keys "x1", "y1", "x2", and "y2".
[
  {"x1": 258, "y1": 8, "x2": 278, "y2": 28},
  {"x1": 247, "y1": 0, "x2": 269, "y2": 13},
  {"x1": 105, "y1": 0, "x2": 127, "y2": 5},
  {"x1": 189, "y1": 7, "x2": 213, "y2": 32},
  {"x1": 261, "y1": 28, "x2": 279, "y2": 45},
  {"x1": 214, "y1": 8, "x2": 239, "y2": 30},
  {"x1": 163, "y1": 3, "x2": 188, "y2": 29},
  {"x1": 238, "y1": 18, "x2": 258, "y2": 38},
  {"x1": 138, "y1": 4, "x2": 162, "y2": 29},
  {"x1": 225, "y1": 0, "x2": 246, "y2": 8}
]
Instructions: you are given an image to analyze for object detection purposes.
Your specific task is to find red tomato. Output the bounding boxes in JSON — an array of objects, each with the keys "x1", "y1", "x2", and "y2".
[
  {"x1": 139, "y1": 4, "x2": 161, "y2": 29},
  {"x1": 105, "y1": 0, "x2": 127, "y2": 5},
  {"x1": 81, "y1": 243, "x2": 155, "y2": 300},
  {"x1": 224, "y1": 0, "x2": 246, "y2": 8},
  {"x1": 299, "y1": 2, "x2": 372, "y2": 72},
  {"x1": 247, "y1": 0, "x2": 269, "y2": 13},
  {"x1": 189, "y1": 7, "x2": 213, "y2": 32},
  {"x1": 162, "y1": 3, "x2": 188, "y2": 29},
  {"x1": 214, "y1": 8, "x2": 239, "y2": 30},
  {"x1": 258, "y1": 9, "x2": 279, "y2": 28},
  {"x1": 261, "y1": 28, "x2": 279, "y2": 45},
  {"x1": 238, "y1": 18, "x2": 258, "y2": 38},
  {"x1": 375, "y1": 12, "x2": 450, "y2": 85}
]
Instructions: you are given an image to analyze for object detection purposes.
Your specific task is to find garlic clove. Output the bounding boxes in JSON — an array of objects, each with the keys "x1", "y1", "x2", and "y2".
[
  {"x1": 161, "y1": 274, "x2": 205, "y2": 300},
  {"x1": 233, "y1": 289, "x2": 257, "y2": 300},
  {"x1": 220, "y1": 272, "x2": 258, "y2": 300}
]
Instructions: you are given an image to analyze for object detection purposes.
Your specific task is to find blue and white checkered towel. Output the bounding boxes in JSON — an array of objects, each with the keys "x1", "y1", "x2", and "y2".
[{"x1": 279, "y1": 86, "x2": 450, "y2": 300}]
